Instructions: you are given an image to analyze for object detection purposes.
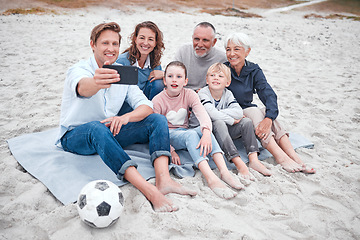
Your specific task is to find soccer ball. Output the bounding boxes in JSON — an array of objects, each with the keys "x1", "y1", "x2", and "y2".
[{"x1": 77, "y1": 180, "x2": 124, "y2": 228}]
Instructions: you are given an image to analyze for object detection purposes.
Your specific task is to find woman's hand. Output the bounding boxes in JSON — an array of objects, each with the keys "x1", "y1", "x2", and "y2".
[
  {"x1": 148, "y1": 70, "x2": 164, "y2": 82},
  {"x1": 100, "y1": 115, "x2": 130, "y2": 136},
  {"x1": 197, "y1": 128, "x2": 212, "y2": 157},
  {"x1": 255, "y1": 117, "x2": 272, "y2": 140}
]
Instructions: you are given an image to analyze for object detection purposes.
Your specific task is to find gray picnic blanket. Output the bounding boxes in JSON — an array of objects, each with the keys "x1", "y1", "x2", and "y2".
[{"x1": 7, "y1": 128, "x2": 314, "y2": 205}]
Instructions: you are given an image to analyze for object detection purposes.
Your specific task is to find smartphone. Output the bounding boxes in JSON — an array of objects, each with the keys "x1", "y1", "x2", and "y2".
[{"x1": 103, "y1": 65, "x2": 138, "y2": 85}]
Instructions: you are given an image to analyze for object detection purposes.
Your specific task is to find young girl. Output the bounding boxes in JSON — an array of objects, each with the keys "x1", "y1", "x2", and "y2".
[
  {"x1": 152, "y1": 61, "x2": 243, "y2": 199},
  {"x1": 198, "y1": 63, "x2": 272, "y2": 179}
]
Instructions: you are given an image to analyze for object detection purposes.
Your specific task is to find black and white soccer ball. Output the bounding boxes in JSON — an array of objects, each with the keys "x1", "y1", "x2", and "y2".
[{"x1": 77, "y1": 180, "x2": 124, "y2": 228}]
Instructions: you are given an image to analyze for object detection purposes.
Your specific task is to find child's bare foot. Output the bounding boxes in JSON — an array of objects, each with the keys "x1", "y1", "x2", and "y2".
[
  {"x1": 231, "y1": 156, "x2": 253, "y2": 184},
  {"x1": 208, "y1": 180, "x2": 237, "y2": 199},
  {"x1": 249, "y1": 160, "x2": 272, "y2": 176},
  {"x1": 212, "y1": 187, "x2": 238, "y2": 199},
  {"x1": 220, "y1": 171, "x2": 245, "y2": 190},
  {"x1": 157, "y1": 179, "x2": 197, "y2": 196},
  {"x1": 148, "y1": 191, "x2": 179, "y2": 212},
  {"x1": 237, "y1": 168, "x2": 255, "y2": 181}
]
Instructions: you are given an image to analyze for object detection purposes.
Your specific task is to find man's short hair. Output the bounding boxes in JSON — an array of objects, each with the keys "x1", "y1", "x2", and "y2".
[
  {"x1": 194, "y1": 22, "x2": 216, "y2": 36},
  {"x1": 90, "y1": 22, "x2": 121, "y2": 44}
]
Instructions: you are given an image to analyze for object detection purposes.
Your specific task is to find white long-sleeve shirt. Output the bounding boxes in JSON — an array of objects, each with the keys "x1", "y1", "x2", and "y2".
[{"x1": 56, "y1": 55, "x2": 152, "y2": 145}]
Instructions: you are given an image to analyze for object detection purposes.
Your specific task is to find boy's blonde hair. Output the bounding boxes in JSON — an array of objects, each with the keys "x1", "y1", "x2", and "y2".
[{"x1": 206, "y1": 62, "x2": 231, "y2": 83}]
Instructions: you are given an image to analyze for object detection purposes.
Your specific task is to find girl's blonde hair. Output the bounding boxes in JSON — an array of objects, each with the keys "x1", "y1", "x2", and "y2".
[{"x1": 206, "y1": 62, "x2": 231, "y2": 83}]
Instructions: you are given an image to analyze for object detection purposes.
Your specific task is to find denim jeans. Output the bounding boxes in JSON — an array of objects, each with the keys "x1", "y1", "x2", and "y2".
[
  {"x1": 169, "y1": 126, "x2": 223, "y2": 167},
  {"x1": 143, "y1": 79, "x2": 164, "y2": 100},
  {"x1": 61, "y1": 113, "x2": 171, "y2": 179},
  {"x1": 118, "y1": 79, "x2": 164, "y2": 116}
]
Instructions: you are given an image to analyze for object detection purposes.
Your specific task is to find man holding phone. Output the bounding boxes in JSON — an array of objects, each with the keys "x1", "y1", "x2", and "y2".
[{"x1": 56, "y1": 22, "x2": 196, "y2": 212}]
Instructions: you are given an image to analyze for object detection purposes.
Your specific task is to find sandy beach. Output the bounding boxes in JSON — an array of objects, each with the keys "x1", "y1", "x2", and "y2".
[{"x1": 1, "y1": 1, "x2": 360, "y2": 239}]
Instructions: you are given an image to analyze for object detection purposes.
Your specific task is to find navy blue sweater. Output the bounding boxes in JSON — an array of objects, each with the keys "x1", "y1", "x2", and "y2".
[{"x1": 225, "y1": 60, "x2": 279, "y2": 120}]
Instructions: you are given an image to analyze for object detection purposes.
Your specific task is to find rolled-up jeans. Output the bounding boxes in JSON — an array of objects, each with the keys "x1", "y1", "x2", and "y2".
[
  {"x1": 169, "y1": 126, "x2": 223, "y2": 167},
  {"x1": 60, "y1": 113, "x2": 171, "y2": 180}
]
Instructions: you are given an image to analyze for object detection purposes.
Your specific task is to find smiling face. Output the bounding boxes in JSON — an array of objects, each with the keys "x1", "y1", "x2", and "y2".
[
  {"x1": 163, "y1": 65, "x2": 188, "y2": 97},
  {"x1": 90, "y1": 29, "x2": 120, "y2": 67},
  {"x1": 135, "y1": 27, "x2": 156, "y2": 58},
  {"x1": 226, "y1": 40, "x2": 251, "y2": 70},
  {"x1": 206, "y1": 70, "x2": 230, "y2": 92},
  {"x1": 192, "y1": 26, "x2": 217, "y2": 57}
]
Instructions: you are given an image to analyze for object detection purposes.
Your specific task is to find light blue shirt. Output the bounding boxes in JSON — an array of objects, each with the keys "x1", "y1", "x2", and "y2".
[{"x1": 56, "y1": 55, "x2": 153, "y2": 145}]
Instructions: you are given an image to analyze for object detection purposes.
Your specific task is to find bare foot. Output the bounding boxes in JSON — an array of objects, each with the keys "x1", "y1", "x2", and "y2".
[
  {"x1": 212, "y1": 187, "x2": 238, "y2": 199},
  {"x1": 277, "y1": 157, "x2": 303, "y2": 173},
  {"x1": 206, "y1": 179, "x2": 237, "y2": 199},
  {"x1": 148, "y1": 191, "x2": 179, "y2": 212},
  {"x1": 237, "y1": 174, "x2": 253, "y2": 187},
  {"x1": 231, "y1": 157, "x2": 253, "y2": 184},
  {"x1": 301, "y1": 165, "x2": 316, "y2": 174},
  {"x1": 288, "y1": 156, "x2": 316, "y2": 174},
  {"x1": 249, "y1": 160, "x2": 272, "y2": 176},
  {"x1": 220, "y1": 171, "x2": 245, "y2": 190},
  {"x1": 157, "y1": 179, "x2": 197, "y2": 196}
]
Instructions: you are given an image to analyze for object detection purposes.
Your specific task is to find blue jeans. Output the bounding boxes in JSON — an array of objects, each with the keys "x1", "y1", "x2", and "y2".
[
  {"x1": 143, "y1": 79, "x2": 164, "y2": 100},
  {"x1": 169, "y1": 126, "x2": 223, "y2": 167},
  {"x1": 60, "y1": 113, "x2": 171, "y2": 180},
  {"x1": 118, "y1": 79, "x2": 164, "y2": 115}
]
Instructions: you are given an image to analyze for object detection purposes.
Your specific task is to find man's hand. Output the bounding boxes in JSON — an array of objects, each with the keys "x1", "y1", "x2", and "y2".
[
  {"x1": 197, "y1": 128, "x2": 212, "y2": 157},
  {"x1": 255, "y1": 117, "x2": 272, "y2": 140},
  {"x1": 77, "y1": 61, "x2": 120, "y2": 97},
  {"x1": 100, "y1": 115, "x2": 130, "y2": 136},
  {"x1": 93, "y1": 67, "x2": 120, "y2": 87}
]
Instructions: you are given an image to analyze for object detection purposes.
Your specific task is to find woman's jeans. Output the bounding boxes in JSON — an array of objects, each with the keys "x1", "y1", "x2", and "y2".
[
  {"x1": 60, "y1": 113, "x2": 171, "y2": 180},
  {"x1": 169, "y1": 126, "x2": 223, "y2": 167},
  {"x1": 143, "y1": 79, "x2": 164, "y2": 100},
  {"x1": 118, "y1": 79, "x2": 164, "y2": 115}
]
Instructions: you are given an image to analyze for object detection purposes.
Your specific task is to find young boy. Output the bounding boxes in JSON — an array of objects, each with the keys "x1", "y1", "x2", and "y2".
[
  {"x1": 198, "y1": 63, "x2": 272, "y2": 178},
  {"x1": 152, "y1": 61, "x2": 244, "y2": 199}
]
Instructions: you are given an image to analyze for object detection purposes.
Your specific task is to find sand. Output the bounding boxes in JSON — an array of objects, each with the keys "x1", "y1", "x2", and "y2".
[{"x1": 0, "y1": 2, "x2": 360, "y2": 240}]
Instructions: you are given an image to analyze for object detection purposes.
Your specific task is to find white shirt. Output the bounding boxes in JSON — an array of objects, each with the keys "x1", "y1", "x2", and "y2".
[
  {"x1": 133, "y1": 55, "x2": 151, "y2": 69},
  {"x1": 56, "y1": 55, "x2": 152, "y2": 145}
]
